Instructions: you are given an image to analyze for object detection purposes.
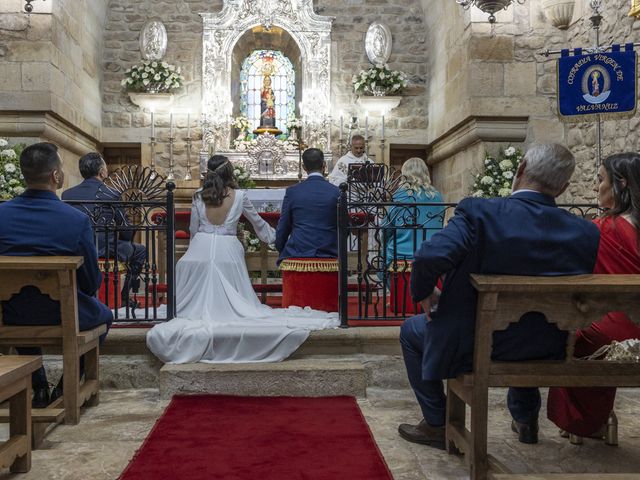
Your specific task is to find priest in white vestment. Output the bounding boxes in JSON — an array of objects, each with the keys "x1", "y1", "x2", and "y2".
[{"x1": 327, "y1": 134, "x2": 368, "y2": 186}]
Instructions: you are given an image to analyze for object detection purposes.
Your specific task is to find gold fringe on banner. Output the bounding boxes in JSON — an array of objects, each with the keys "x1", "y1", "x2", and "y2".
[
  {"x1": 558, "y1": 110, "x2": 638, "y2": 123},
  {"x1": 388, "y1": 260, "x2": 413, "y2": 273},
  {"x1": 279, "y1": 258, "x2": 339, "y2": 272}
]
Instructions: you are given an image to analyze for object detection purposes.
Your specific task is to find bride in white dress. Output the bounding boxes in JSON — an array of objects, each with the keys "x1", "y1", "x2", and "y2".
[{"x1": 146, "y1": 155, "x2": 338, "y2": 363}]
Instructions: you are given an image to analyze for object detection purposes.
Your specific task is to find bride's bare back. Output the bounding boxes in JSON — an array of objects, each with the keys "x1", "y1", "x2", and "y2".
[{"x1": 204, "y1": 189, "x2": 236, "y2": 225}]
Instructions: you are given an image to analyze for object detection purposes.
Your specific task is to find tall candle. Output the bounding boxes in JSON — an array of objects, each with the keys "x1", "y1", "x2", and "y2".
[
  {"x1": 187, "y1": 113, "x2": 191, "y2": 139},
  {"x1": 364, "y1": 112, "x2": 368, "y2": 140},
  {"x1": 339, "y1": 112, "x2": 343, "y2": 141},
  {"x1": 151, "y1": 111, "x2": 155, "y2": 138},
  {"x1": 381, "y1": 115, "x2": 385, "y2": 140},
  {"x1": 169, "y1": 113, "x2": 173, "y2": 138}
]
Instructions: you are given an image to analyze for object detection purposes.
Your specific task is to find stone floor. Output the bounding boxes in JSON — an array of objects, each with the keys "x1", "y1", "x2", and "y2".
[{"x1": 1, "y1": 387, "x2": 639, "y2": 479}]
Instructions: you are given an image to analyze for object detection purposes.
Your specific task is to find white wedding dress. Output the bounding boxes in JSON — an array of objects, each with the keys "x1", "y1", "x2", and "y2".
[{"x1": 146, "y1": 190, "x2": 339, "y2": 363}]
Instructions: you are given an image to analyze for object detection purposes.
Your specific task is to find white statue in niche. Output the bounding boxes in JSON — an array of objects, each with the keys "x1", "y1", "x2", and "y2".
[{"x1": 140, "y1": 19, "x2": 168, "y2": 61}]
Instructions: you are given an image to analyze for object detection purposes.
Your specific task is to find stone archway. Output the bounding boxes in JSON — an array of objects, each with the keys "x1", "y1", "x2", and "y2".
[{"x1": 201, "y1": 0, "x2": 333, "y2": 150}]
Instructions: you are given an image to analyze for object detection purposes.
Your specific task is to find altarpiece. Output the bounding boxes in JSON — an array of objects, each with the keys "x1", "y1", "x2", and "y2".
[{"x1": 200, "y1": 0, "x2": 334, "y2": 181}]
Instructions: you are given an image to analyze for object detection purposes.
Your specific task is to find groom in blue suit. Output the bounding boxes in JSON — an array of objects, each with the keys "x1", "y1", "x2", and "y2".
[
  {"x1": 275, "y1": 148, "x2": 340, "y2": 264},
  {"x1": 398, "y1": 143, "x2": 600, "y2": 449}
]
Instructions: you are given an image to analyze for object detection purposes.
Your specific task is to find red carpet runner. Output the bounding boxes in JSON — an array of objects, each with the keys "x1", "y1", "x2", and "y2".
[{"x1": 119, "y1": 395, "x2": 393, "y2": 480}]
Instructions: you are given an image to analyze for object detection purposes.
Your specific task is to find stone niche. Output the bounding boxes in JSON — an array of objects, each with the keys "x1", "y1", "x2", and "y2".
[{"x1": 201, "y1": 0, "x2": 333, "y2": 154}]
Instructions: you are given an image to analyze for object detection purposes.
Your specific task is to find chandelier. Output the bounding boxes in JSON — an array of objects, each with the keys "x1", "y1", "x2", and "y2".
[
  {"x1": 24, "y1": 0, "x2": 46, "y2": 13},
  {"x1": 456, "y1": 0, "x2": 525, "y2": 23}
]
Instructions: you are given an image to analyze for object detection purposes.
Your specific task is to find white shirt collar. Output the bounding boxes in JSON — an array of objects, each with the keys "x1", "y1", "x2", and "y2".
[
  {"x1": 308, "y1": 172, "x2": 324, "y2": 178},
  {"x1": 511, "y1": 189, "x2": 542, "y2": 195}
]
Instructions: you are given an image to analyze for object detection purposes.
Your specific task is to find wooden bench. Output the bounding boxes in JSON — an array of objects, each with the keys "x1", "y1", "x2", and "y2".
[
  {"x1": 445, "y1": 274, "x2": 640, "y2": 480},
  {"x1": 0, "y1": 256, "x2": 107, "y2": 428},
  {"x1": 0, "y1": 355, "x2": 41, "y2": 473}
]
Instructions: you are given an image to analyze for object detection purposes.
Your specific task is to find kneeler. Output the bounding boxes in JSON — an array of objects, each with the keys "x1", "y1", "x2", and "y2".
[
  {"x1": 388, "y1": 260, "x2": 421, "y2": 315},
  {"x1": 280, "y1": 258, "x2": 339, "y2": 312}
]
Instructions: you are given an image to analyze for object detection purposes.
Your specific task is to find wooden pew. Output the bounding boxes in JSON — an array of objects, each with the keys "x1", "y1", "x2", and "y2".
[
  {"x1": 445, "y1": 274, "x2": 640, "y2": 480},
  {"x1": 0, "y1": 256, "x2": 107, "y2": 429},
  {"x1": 0, "y1": 355, "x2": 41, "y2": 473}
]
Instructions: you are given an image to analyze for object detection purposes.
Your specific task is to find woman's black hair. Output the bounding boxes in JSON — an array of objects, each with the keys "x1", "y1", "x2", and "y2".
[
  {"x1": 198, "y1": 155, "x2": 238, "y2": 207},
  {"x1": 602, "y1": 152, "x2": 640, "y2": 248}
]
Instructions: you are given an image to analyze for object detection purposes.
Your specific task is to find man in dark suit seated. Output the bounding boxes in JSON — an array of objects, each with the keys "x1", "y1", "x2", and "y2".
[
  {"x1": 398, "y1": 143, "x2": 600, "y2": 449},
  {"x1": 275, "y1": 148, "x2": 340, "y2": 264},
  {"x1": 61, "y1": 152, "x2": 147, "y2": 308},
  {"x1": 0, "y1": 143, "x2": 113, "y2": 407}
]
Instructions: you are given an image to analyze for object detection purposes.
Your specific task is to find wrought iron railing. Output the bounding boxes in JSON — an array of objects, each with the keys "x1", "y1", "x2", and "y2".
[
  {"x1": 337, "y1": 163, "x2": 601, "y2": 327},
  {"x1": 64, "y1": 185, "x2": 175, "y2": 324}
]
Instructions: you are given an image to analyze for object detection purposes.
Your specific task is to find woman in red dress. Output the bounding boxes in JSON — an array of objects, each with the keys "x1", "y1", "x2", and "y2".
[{"x1": 547, "y1": 152, "x2": 640, "y2": 437}]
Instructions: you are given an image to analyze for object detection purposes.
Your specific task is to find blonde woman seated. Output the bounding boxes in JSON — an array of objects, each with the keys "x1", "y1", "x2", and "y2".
[
  {"x1": 147, "y1": 155, "x2": 338, "y2": 364},
  {"x1": 385, "y1": 158, "x2": 445, "y2": 264}
]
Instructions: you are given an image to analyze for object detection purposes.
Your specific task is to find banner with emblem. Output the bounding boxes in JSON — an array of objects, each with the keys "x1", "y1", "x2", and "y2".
[{"x1": 557, "y1": 45, "x2": 637, "y2": 119}]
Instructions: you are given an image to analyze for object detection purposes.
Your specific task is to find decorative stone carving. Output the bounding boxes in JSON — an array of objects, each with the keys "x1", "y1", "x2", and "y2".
[
  {"x1": 201, "y1": 0, "x2": 334, "y2": 154},
  {"x1": 542, "y1": 0, "x2": 576, "y2": 29},
  {"x1": 365, "y1": 23, "x2": 392, "y2": 65},
  {"x1": 140, "y1": 19, "x2": 168, "y2": 60}
]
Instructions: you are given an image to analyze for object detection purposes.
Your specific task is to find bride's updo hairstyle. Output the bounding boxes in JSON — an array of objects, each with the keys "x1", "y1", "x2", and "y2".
[{"x1": 200, "y1": 154, "x2": 238, "y2": 207}]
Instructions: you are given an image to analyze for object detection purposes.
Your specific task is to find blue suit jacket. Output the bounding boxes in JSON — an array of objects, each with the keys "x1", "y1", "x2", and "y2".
[
  {"x1": 275, "y1": 175, "x2": 340, "y2": 264},
  {"x1": 0, "y1": 189, "x2": 112, "y2": 331},
  {"x1": 62, "y1": 178, "x2": 134, "y2": 258},
  {"x1": 410, "y1": 191, "x2": 600, "y2": 380}
]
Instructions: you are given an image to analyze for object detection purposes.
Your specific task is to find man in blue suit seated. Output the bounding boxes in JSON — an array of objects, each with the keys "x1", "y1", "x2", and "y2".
[
  {"x1": 0, "y1": 143, "x2": 113, "y2": 408},
  {"x1": 275, "y1": 148, "x2": 340, "y2": 264},
  {"x1": 398, "y1": 143, "x2": 600, "y2": 449},
  {"x1": 62, "y1": 152, "x2": 147, "y2": 308}
]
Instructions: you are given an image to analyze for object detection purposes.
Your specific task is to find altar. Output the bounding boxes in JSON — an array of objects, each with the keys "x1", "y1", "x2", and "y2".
[
  {"x1": 198, "y1": 1, "x2": 333, "y2": 183},
  {"x1": 203, "y1": 134, "x2": 333, "y2": 182}
]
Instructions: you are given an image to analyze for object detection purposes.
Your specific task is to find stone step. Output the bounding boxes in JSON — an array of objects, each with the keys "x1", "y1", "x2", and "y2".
[{"x1": 159, "y1": 358, "x2": 367, "y2": 399}]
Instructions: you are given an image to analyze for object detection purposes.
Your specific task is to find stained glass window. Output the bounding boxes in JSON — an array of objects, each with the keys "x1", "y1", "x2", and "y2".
[{"x1": 240, "y1": 50, "x2": 295, "y2": 134}]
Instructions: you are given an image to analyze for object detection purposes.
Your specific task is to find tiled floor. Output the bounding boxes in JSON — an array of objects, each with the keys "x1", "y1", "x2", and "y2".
[{"x1": 1, "y1": 387, "x2": 639, "y2": 479}]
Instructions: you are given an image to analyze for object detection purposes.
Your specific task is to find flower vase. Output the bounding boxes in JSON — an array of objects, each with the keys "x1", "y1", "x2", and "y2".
[{"x1": 236, "y1": 130, "x2": 247, "y2": 142}]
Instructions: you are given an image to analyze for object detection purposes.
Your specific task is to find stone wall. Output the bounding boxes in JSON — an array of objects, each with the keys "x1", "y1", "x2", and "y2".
[
  {"x1": 0, "y1": 0, "x2": 108, "y2": 184},
  {"x1": 421, "y1": 0, "x2": 639, "y2": 202},
  {"x1": 101, "y1": 0, "x2": 430, "y2": 177}
]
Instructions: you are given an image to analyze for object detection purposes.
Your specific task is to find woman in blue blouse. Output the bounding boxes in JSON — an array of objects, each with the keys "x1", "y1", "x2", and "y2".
[{"x1": 385, "y1": 157, "x2": 444, "y2": 265}]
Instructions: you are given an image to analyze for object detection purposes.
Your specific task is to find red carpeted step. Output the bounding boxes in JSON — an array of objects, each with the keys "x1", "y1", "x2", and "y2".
[{"x1": 118, "y1": 395, "x2": 392, "y2": 480}]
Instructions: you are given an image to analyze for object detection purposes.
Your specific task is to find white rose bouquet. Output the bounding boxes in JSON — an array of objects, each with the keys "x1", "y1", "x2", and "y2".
[
  {"x1": 232, "y1": 163, "x2": 256, "y2": 189},
  {"x1": 285, "y1": 116, "x2": 302, "y2": 132},
  {"x1": 231, "y1": 116, "x2": 251, "y2": 132},
  {"x1": 352, "y1": 63, "x2": 408, "y2": 96},
  {"x1": 121, "y1": 60, "x2": 183, "y2": 93},
  {"x1": 470, "y1": 146, "x2": 522, "y2": 198},
  {"x1": 0, "y1": 139, "x2": 26, "y2": 199}
]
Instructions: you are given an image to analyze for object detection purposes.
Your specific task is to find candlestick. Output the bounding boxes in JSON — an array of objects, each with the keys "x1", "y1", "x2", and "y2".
[
  {"x1": 364, "y1": 112, "x2": 368, "y2": 139},
  {"x1": 150, "y1": 111, "x2": 156, "y2": 178},
  {"x1": 185, "y1": 113, "x2": 192, "y2": 181},
  {"x1": 167, "y1": 113, "x2": 175, "y2": 181},
  {"x1": 381, "y1": 114, "x2": 385, "y2": 140},
  {"x1": 339, "y1": 112, "x2": 343, "y2": 141},
  {"x1": 364, "y1": 112, "x2": 369, "y2": 157}
]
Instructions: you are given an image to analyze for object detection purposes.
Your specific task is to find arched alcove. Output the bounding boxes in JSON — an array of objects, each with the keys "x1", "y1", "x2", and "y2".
[
  {"x1": 231, "y1": 26, "x2": 303, "y2": 132},
  {"x1": 201, "y1": 1, "x2": 333, "y2": 150}
]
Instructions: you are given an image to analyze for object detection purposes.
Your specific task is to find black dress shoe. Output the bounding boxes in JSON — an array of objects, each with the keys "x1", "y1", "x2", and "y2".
[
  {"x1": 511, "y1": 419, "x2": 539, "y2": 444},
  {"x1": 398, "y1": 420, "x2": 446, "y2": 450},
  {"x1": 32, "y1": 385, "x2": 50, "y2": 409}
]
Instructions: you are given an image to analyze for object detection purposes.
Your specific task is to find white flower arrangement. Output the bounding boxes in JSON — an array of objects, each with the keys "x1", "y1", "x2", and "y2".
[
  {"x1": 470, "y1": 147, "x2": 523, "y2": 198},
  {"x1": 121, "y1": 60, "x2": 183, "y2": 93},
  {"x1": 286, "y1": 116, "x2": 303, "y2": 131},
  {"x1": 0, "y1": 138, "x2": 26, "y2": 200},
  {"x1": 231, "y1": 116, "x2": 251, "y2": 132},
  {"x1": 232, "y1": 163, "x2": 255, "y2": 189},
  {"x1": 352, "y1": 63, "x2": 408, "y2": 96}
]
